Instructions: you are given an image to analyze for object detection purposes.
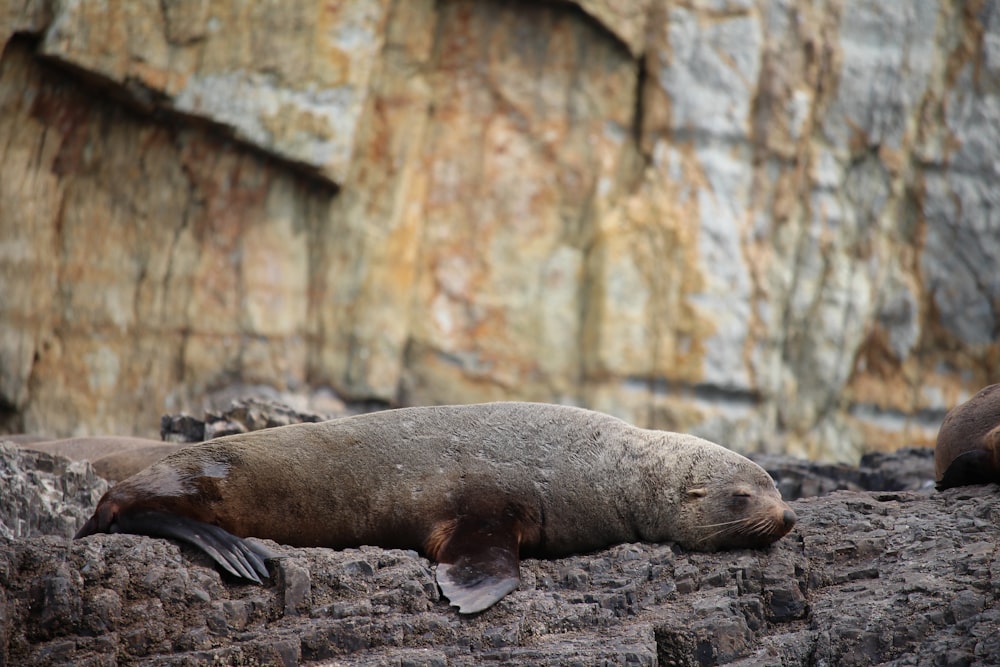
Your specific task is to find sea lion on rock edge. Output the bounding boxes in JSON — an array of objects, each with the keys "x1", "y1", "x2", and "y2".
[
  {"x1": 935, "y1": 384, "x2": 1000, "y2": 490},
  {"x1": 75, "y1": 402, "x2": 797, "y2": 613}
]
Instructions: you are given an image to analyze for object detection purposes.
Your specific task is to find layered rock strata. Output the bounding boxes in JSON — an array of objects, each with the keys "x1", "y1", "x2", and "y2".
[{"x1": 2, "y1": 1, "x2": 999, "y2": 461}]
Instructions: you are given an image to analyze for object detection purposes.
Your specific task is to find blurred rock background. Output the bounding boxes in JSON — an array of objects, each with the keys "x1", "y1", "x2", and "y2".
[{"x1": 2, "y1": 0, "x2": 998, "y2": 461}]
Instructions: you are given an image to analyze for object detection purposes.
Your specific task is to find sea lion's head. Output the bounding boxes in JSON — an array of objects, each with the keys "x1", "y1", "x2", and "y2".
[
  {"x1": 74, "y1": 456, "x2": 274, "y2": 584},
  {"x1": 642, "y1": 436, "x2": 796, "y2": 551},
  {"x1": 75, "y1": 456, "x2": 224, "y2": 539},
  {"x1": 935, "y1": 383, "x2": 1000, "y2": 490}
]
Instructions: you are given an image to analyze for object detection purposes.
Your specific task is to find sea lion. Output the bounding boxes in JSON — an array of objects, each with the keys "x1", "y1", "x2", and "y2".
[
  {"x1": 75, "y1": 402, "x2": 797, "y2": 613},
  {"x1": 1, "y1": 434, "x2": 51, "y2": 445},
  {"x1": 935, "y1": 384, "x2": 1000, "y2": 490},
  {"x1": 90, "y1": 444, "x2": 186, "y2": 482},
  {"x1": 20, "y1": 436, "x2": 185, "y2": 482}
]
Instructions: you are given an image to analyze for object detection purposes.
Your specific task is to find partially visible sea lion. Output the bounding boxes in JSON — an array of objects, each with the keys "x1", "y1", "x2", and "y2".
[
  {"x1": 935, "y1": 384, "x2": 1000, "y2": 490},
  {"x1": 1, "y1": 434, "x2": 50, "y2": 445},
  {"x1": 21, "y1": 437, "x2": 185, "y2": 482},
  {"x1": 23, "y1": 436, "x2": 169, "y2": 462},
  {"x1": 74, "y1": 402, "x2": 797, "y2": 613},
  {"x1": 91, "y1": 444, "x2": 186, "y2": 482}
]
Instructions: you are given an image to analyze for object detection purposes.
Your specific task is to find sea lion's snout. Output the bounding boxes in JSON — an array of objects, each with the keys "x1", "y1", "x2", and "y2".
[
  {"x1": 772, "y1": 506, "x2": 797, "y2": 540},
  {"x1": 757, "y1": 503, "x2": 796, "y2": 543},
  {"x1": 74, "y1": 501, "x2": 119, "y2": 539}
]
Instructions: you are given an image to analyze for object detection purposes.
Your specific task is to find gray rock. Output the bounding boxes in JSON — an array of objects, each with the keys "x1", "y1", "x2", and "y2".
[
  {"x1": 1, "y1": 442, "x2": 997, "y2": 665},
  {"x1": 159, "y1": 397, "x2": 374, "y2": 442},
  {"x1": 751, "y1": 446, "x2": 937, "y2": 501},
  {"x1": 0, "y1": 441, "x2": 108, "y2": 540}
]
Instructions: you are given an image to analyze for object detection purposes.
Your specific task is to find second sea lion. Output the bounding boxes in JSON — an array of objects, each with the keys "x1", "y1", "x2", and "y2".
[
  {"x1": 74, "y1": 402, "x2": 797, "y2": 613},
  {"x1": 935, "y1": 384, "x2": 1000, "y2": 490},
  {"x1": 90, "y1": 444, "x2": 186, "y2": 482},
  {"x1": 0, "y1": 434, "x2": 51, "y2": 445},
  {"x1": 21, "y1": 436, "x2": 185, "y2": 482}
]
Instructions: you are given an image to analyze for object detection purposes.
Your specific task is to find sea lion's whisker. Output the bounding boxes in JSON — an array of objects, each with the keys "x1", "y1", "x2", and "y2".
[
  {"x1": 752, "y1": 518, "x2": 775, "y2": 536},
  {"x1": 701, "y1": 519, "x2": 752, "y2": 541},
  {"x1": 696, "y1": 517, "x2": 752, "y2": 530},
  {"x1": 701, "y1": 513, "x2": 781, "y2": 543}
]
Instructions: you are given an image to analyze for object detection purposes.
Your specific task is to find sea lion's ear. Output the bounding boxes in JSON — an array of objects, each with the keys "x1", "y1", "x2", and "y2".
[
  {"x1": 687, "y1": 487, "x2": 708, "y2": 498},
  {"x1": 427, "y1": 507, "x2": 531, "y2": 614}
]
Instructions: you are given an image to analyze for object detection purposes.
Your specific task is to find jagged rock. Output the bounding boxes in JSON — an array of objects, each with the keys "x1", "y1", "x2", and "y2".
[
  {"x1": 0, "y1": 441, "x2": 108, "y2": 540},
  {"x1": 855, "y1": 447, "x2": 940, "y2": 494},
  {"x1": 159, "y1": 397, "x2": 374, "y2": 442},
  {"x1": 1, "y1": 440, "x2": 997, "y2": 665},
  {"x1": 159, "y1": 414, "x2": 207, "y2": 445},
  {"x1": 161, "y1": 398, "x2": 331, "y2": 442},
  {"x1": 2, "y1": 489, "x2": 997, "y2": 665},
  {"x1": 752, "y1": 447, "x2": 937, "y2": 501}
]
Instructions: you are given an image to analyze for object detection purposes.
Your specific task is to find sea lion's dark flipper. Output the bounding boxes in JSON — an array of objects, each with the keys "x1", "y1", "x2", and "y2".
[
  {"x1": 431, "y1": 512, "x2": 524, "y2": 614},
  {"x1": 114, "y1": 510, "x2": 275, "y2": 583},
  {"x1": 936, "y1": 449, "x2": 1000, "y2": 491}
]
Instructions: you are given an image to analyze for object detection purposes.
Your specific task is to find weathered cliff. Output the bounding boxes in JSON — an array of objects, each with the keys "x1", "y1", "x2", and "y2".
[{"x1": 2, "y1": 0, "x2": 999, "y2": 461}]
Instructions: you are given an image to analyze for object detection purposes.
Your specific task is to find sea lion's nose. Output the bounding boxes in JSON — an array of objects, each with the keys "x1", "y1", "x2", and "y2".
[{"x1": 782, "y1": 509, "x2": 797, "y2": 528}]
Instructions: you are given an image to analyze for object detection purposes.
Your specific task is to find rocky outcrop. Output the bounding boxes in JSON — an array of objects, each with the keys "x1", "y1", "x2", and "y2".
[
  {"x1": 0, "y1": 441, "x2": 108, "y2": 541},
  {"x1": 2, "y1": 1, "x2": 999, "y2": 462},
  {"x1": 159, "y1": 396, "x2": 338, "y2": 442},
  {"x1": 753, "y1": 447, "x2": 938, "y2": 501},
  {"x1": 0, "y1": 439, "x2": 996, "y2": 666}
]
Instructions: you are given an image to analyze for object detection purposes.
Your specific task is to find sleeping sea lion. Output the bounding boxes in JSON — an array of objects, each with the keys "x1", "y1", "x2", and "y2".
[
  {"x1": 74, "y1": 402, "x2": 797, "y2": 613},
  {"x1": 935, "y1": 384, "x2": 1000, "y2": 490}
]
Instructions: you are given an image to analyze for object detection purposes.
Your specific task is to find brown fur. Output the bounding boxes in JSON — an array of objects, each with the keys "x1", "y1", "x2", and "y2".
[
  {"x1": 935, "y1": 384, "x2": 1000, "y2": 490},
  {"x1": 19, "y1": 436, "x2": 184, "y2": 482},
  {"x1": 91, "y1": 444, "x2": 186, "y2": 482},
  {"x1": 76, "y1": 402, "x2": 796, "y2": 612},
  {"x1": 22, "y1": 436, "x2": 170, "y2": 463}
]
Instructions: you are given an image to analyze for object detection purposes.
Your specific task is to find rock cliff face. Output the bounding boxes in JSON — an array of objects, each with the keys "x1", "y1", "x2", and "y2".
[{"x1": 2, "y1": 0, "x2": 999, "y2": 461}]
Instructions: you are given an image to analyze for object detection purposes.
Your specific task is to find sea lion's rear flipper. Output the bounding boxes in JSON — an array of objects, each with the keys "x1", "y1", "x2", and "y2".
[
  {"x1": 115, "y1": 510, "x2": 276, "y2": 583},
  {"x1": 430, "y1": 512, "x2": 525, "y2": 614}
]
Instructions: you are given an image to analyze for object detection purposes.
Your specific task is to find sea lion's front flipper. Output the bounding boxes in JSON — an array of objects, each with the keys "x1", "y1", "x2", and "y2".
[
  {"x1": 936, "y1": 449, "x2": 999, "y2": 490},
  {"x1": 115, "y1": 510, "x2": 276, "y2": 583},
  {"x1": 429, "y1": 508, "x2": 533, "y2": 614}
]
